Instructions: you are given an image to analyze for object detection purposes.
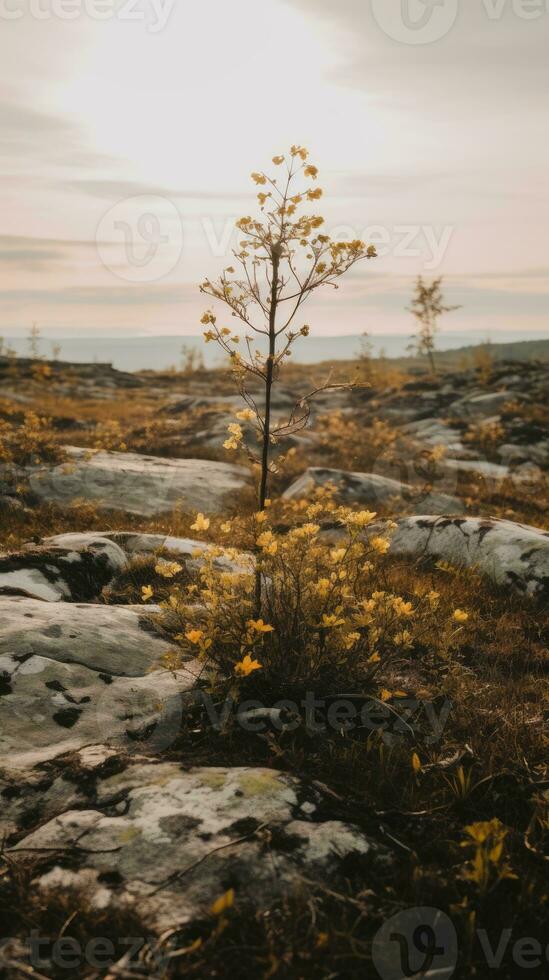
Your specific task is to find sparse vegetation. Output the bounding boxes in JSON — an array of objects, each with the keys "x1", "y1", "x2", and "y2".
[{"x1": 0, "y1": 331, "x2": 547, "y2": 980}]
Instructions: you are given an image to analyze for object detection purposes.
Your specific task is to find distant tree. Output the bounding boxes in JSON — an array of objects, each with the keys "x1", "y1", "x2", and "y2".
[
  {"x1": 180, "y1": 343, "x2": 204, "y2": 375},
  {"x1": 407, "y1": 276, "x2": 460, "y2": 374},
  {"x1": 27, "y1": 322, "x2": 41, "y2": 360}
]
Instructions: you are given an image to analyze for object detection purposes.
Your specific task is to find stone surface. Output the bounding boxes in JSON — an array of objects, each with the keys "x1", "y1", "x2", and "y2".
[
  {"x1": 0, "y1": 536, "x2": 127, "y2": 602},
  {"x1": 7, "y1": 763, "x2": 385, "y2": 932},
  {"x1": 45, "y1": 531, "x2": 254, "y2": 577},
  {"x1": 6, "y1": 448, "x2": 251, "y2": 517},
  {"x1": 448, "y1": 390, "x2": 527, "y2": 420},
  {"x1": 442, "y1": 458, "x2": 510, "y2": 482},
  {"x1": 283, "y1": 466, "x2": 463, "y2": 515},
  {"x1": 401, "y1": 418, "x2": 473, "y2": 458},
  {"x1": 385, "y1": 515, "x2": 549, "y2": 597},
  {"x1": 0, "y1": 596, "x2": 198, "y2": 769}
]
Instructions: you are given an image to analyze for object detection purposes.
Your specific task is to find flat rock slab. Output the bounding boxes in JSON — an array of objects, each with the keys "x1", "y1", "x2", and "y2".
[
  {"x1": 9, "y1": 763, "x2": 385, "y2": 932},
  {"x1": 0, "y1": 597, "x2": 198, "y2": 769},
  {"x1": 44, "y1": 531, "x2": 254, "y2": 577},
  {"x1": 386, "y1": 516, "x2": 549, "y2": 597},
  {"x1": 401, "y1": 417, "x2": 475, "y2": 459},
  {"x1": 7, "y1": 448, "x2": 251, "y2": 517},
  {"x1": 284, "y1": 467, "x2": 463, "y2": 515},
  {"x1": 442, "y1": 458, "x2": 510, "y2": 482},
  {"x1": 448, "y1": 390, "x2": 527, "y2": 419},
  {"x1": 0, "y1": 537, "x2": 127, "y2": 602}
]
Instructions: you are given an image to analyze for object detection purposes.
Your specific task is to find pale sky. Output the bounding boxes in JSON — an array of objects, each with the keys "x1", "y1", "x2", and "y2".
[{"x1": 1, "y1": 0, "x2": 548, "y2": 339}]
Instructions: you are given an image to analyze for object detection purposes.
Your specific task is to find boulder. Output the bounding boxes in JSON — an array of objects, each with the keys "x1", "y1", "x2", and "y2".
[
  {"x1": 283, "y1": 467, "x2": 463, "y2": 515},
  {"x1": 8, "y1": 763, "x2": 385, "y2": 932},
  {"x1": 5, "y1": 448, "x2": 251, "y2": 517},
  {"x1": 401, "y1": 418, "x2": 477, "y2": 459},
  {"x1": 0, "y1": 596, "x2": 198, "y2": 769},
  {"x1": 448, "y1": 390, "x2": 527, "y2": 420},
  {"x1": 498, "y1": 441, "x2": 549, "y2": 469},
  {"x1": 0, "y1": 536, "x2": 127, "y2": 602},
  {"x1": 385, "y1": 516, "x2": 549, "y2": 597}
]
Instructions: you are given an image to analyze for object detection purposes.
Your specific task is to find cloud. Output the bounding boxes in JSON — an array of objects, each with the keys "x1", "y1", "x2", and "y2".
[
  {"x1": 286, "y1": 0, "x2": 549, "y2": 111},
  {"x1": 69, "y1": 179, "x2": 249, "y2": 202},
  {"x1": 0, "y1": 283, "x2": 193, "y2": 310}
]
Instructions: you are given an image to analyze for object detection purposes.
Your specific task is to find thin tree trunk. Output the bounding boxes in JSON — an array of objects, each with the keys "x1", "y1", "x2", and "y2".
[{"x1": 255, "y1": 244, "x2": 280, "y2": 613}]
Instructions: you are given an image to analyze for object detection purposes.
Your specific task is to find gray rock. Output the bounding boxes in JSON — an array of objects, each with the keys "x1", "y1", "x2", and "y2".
[
  {"x1": 386, "y1": 515, "x2": 549, "y2": 596},
  {"x1": 0, "y1": 536, "x2": 127, "y2": 602},
  {"x1": 442, "y1": 458, "x2": 510, "y2": 482},
  {"x1": 9, "y1": 764, "x2": 383, "y2": 932},
  {"x1": 401, "y1": 418, "x2": 474, "y2": 458},
  {"x1": 44, "y1": 531, "x2": 254, "y2": 577},
  {"x1": 449, "y1": 390, "x2": 527, "y2": 420},
  {"x1": 284, "y1": 467, "x2": 463, "y2": 515},
  {"x1": 0, "y1": 597, "x2": 198, "y2": 770},
  {"x1": 5, "y1": 448, "x2": 251, "y2": 517},
  {"x1": 498, "y1": 441, "x2": 549, "y2": 468}
]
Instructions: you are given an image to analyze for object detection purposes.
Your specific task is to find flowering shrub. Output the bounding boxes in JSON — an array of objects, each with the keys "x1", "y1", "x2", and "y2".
[
  {"x1": 0, "y1": 410, "x2": 65, "y2": 467},
  {"x1": 161, "y1": 501, "x2": 470, "y2": 703}
]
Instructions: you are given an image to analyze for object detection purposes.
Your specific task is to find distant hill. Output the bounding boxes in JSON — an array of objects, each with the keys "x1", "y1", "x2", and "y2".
[
  {"x1": 1, "y1": 333, "x2": 547, "y2": 372},
  {"x1": 382, "y1": 338, "x2": 549, "y2": 371}
]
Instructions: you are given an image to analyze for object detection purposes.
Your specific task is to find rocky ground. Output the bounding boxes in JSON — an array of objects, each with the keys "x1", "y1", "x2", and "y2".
[{"x1": 0, "y1": 352, "x2": 547, "y2": 978}]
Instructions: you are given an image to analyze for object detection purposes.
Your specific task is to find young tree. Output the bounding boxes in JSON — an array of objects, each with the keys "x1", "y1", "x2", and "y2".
[
  {"x1": 27, "y1": 322, "x2": 41, "y2": 360},
  {"x1": 200, "y1": 145, "x2": 376, "y2": 512},
  {"x1": 407, "y1": 276, "x2": 459, "y2": 374}
]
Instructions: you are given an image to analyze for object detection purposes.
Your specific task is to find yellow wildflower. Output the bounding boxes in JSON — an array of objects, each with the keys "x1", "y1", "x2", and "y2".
[
  {"x1": 191, "y1": 513, "x2": 210, "y2": 533},
  {"x1": 141, "y1": 585, "x2": 153, "y2": 602},
  {"x1": 320, "y1": 613, "x2": 345, "y2": 629},
  {"x1": 343, "y1": 631, "x2": 361, "y2": 650},
  {"x1": 453, "y1": 609, "x2": 469, "y2": 623},
  {"x1": 394, "y1": 630, "x2": 413, "y2": 648},
  {"x1": 185, "y1": 629, "x2": 204, "y2": 645},
  {"x1": 210, "y1": 888, "x2": 235, "y2": 916},
  {"x1": 347, "y1": 510, "x2": 377, "y2": 527},
  {"x1": 234, "y1": 654, "x2": 263, "y2": 677},
  {"x1": 154, "y1": 561, "x2": 183, "y2": 579},
  {"x1": 257, "y1": 530, "x2": 278, "y2": 555},
  {"x1": 392, "y1": 597, "x2": 414, "y2": 617},
  {"x1": 290, "y1": 144, "x2": 308, "y2": 159},
  {"x1": 247, "y1": 619, "x2": 274, "y2": 634},
  {"x1": 370, "y1": 536, "x2": 390, "y2": 555}
]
